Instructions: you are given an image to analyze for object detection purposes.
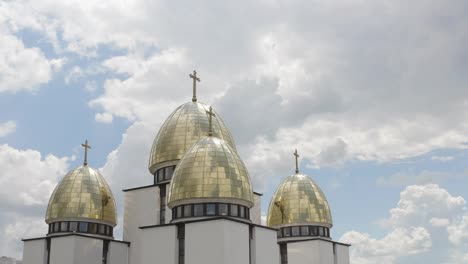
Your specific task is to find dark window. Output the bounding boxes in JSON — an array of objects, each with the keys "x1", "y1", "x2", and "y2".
[
  {"x1": 160, "y1": 185, "x2": 167, "y2": 224},
  {"x1": 183, "y1": 205, "x2": 192, "y2": 217},
  {"x1": 89, "y1": 223, "x2": 98, "y2": 234},
  {"x1": 53, "y1": 223, "x2": 59, "y2": 232},
  {"x1": 280, "y1": 243, "x2": 288, "y2": 264},
  {"x1": 194, "y1": 204, "x2": 204, "y2": 216},
  {"x1": 69, "y1": 222, "x2": 78, "y2": 232},
  {"x1": 206, "y1": 204, "x2": 216, "y2": 216},
  {"x1": 102, "y1": 240, "x2": 109, "y2": 264},
  {"x1": 219, "y1": 204, "x2": 228, "y2": 216},
  {"x1": 60, "y1": 222, "x2": 68, "y2": 232},
  {"x1": 300, "y1": 226, "x2": 309, "y2": 236},
  {"x1": 164, "y1": 167, "x2": 173, "y2": 180},
  {"x1": 177, "y1": 206, "x2": 183, "y2": 218},
  {"x1": 79, "y1": 222, "x2": 88, "y2": 232},
  {"x1": 178, "y1": 225, "x2": 185, "y2": 264},
  {"x1": 99, "y1": 224, "x2": 106, "y2": 235},
  {"x1": 283, "y1": 227, "x2": 291, "y2": 237},
  {"x1": 291, "y1": 226, "x2": 300, "y2": 236},
  {"x1": 277, "y1": 229, "x2": 283, "y2": 238},
  {"x1": 239, "y1": 206, "x2": 245, "y2": 218},
  {"x1": 311, "y1": 226, "x2": 318, "y2": 236},
  {"x1": 230, "y1": 204, "x2": 238, "y2": 217}
]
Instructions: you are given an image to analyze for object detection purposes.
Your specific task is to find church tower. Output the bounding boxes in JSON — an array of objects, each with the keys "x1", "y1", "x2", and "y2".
[
  {"x1": 22, "y1": 140, "x2": 129, "y2": 264},
  {"x1": 267, "y1": 150, "x2": 350, "y2": 264}
]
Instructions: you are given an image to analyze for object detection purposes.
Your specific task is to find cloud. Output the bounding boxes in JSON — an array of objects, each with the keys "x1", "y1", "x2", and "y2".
[
  {"x1": 431, "y1": 156, "x2": 455, "y2": 162},
  {"x1": 0, "y1": 144, "x2": 70, "y2": 258},
  {"x1": 0, "y1": 121, "x2": 16, "y2": 137},
  {"x1": 0, "y1": 27, "x2": 62, "y2": 93},
  {"x1": 341, "y1": 227, "x2": 431, "y2": 264},
  {"x1": 340, "y1": 184, "x2": 468, "y2": 263},
  {"x1": 95, "y1": 112, "x2": 113, "y2": 124}
]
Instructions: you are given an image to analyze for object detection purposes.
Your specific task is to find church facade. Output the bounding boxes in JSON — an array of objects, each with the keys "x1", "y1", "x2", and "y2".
[{"x1": 22, "y1": 71, "x2": 350, "y2": 264}]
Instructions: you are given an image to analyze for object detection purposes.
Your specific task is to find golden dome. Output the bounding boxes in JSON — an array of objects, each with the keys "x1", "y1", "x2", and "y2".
[
  {"x1": 148, "y1": 101, "x2": 236, "y2": 174},
  {"x1": 167, "y1": 136, "x2": 254, "y2": 208},
  {"x1": 267, "y1": 173, "x2": 332, "y2": 228},
  {"x1": 45, "y1": 165, "x2": 117, "y2": 226}
]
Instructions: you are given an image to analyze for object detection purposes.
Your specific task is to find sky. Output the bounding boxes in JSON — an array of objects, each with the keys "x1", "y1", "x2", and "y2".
[{"x1": 1, "y1": 0, "x2": 468, "y2": 263}]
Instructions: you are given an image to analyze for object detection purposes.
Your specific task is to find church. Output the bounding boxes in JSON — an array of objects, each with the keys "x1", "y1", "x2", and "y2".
[{"x1": 22, "y1": 71, "x2": 350, "y2": 264}]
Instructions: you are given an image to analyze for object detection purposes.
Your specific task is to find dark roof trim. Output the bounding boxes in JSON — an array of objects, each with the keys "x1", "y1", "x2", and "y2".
[
  {"x1": 280, "y1": 237, "x2": 351, "y2": 247},
  {"x1": 122, "y1": 184, "x2": 160, "y2": 192},
  {"x1": 22, "y1": 233, "x2": 131, "y2": 246},
  {"x1": 140, "y1": 216, "x2": 277, "y2": 232},
  {"x1": 253, "y1": 191, "x2": 263, "y2": 196}
]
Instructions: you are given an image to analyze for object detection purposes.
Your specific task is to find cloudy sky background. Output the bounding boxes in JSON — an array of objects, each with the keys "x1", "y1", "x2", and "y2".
[{"x1": 1, "y1": 0, "x2": 468, "y2": 263}]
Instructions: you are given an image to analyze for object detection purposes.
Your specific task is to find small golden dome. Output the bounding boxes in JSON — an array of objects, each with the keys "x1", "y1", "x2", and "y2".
[
  {"x1": 267, "y1": 173, "x2": 332, "y2": 228},
  {"x1": 45, "y1": 165, "x2": 117, "y2": 226},
  {"x1": 148, "y1": 102, "x2": 236, "y2": 174},
  {"x1": 167, "y1": 137, "x2": 254, "y2": 208}
]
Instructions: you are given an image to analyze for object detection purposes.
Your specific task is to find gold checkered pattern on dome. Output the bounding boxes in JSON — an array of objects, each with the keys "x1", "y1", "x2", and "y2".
[
  {"x1": 167, "y1": 137, "x2": 254, "y2": 208},
  {"x1": 46, "y1": 166, "x2": 117, "y2": 226},
  {"x1": 267, "y1": 174, "x2": 333, "y2": 227},
  {"x1": 148, "y1": 102, "x2": 236, "y2": 174}
]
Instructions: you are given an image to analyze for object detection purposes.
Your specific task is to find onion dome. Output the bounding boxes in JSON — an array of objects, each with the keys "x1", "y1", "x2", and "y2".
[
  {"x1": 267, "y1": 150, "x2": 332, "y2": 228},
  {"x1": 267, "y1": 173, "x2": 332, "y2": 227},
  {"x1": 148, "y1": 101, "x2": 236, "y2": 175},
  {"x1": 167, "y1": 136, "x2": 254, "y2": 209},
  {"x1": 45, "y1": 141, "x2": 117, "y2": 237}
]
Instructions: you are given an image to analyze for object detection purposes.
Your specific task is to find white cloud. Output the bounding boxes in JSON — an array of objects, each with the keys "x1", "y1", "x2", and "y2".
[
  {"x1": 340, "y1": 184, "x2": 468, "y2": 263},
  {"x1": 0, "y1": 144, "x2": 70, "y2": 258},
  {"x1": 341, "y1": 227, "x2": 431, "y2": 264},
  {"x1": 95, "y1": 112, "x2": 113, "y2": 124},
  {"x1": 431, "y1": 156, "x2": 455, "y2": 162},
  {"x1": 0, "y1": 121, "x2": 16, "y2": 137},
  {"x1": 0, "y1": 27, "x2": 61, "y2": 93}
]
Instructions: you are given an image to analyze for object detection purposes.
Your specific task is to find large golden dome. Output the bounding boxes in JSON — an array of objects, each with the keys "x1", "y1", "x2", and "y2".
[
  {"x1": 267, "y1": 173, "x2": 332, "y2": 228},
  {"x1": 148, "y1": 101, "x2": 236, "y2": 174},
  {"x1": 45, "y1": 165, "x2": 117, "y2": 226},
  {"x1": 167, "y1": 136, "x2": 254, "y2": 208}
]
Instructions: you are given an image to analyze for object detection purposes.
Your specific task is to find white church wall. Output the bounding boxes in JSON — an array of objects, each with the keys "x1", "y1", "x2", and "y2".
[
  {"x1": 23, "y1": 239, "x2": 46, "y2": 264},
  {"x1": 49, "y1": 236, "x2": 75, "y2": 264},
  {"x1": 287, "y1": 240, "x2": 333, "y2": 264},
  {"x1": 140, "y1": 225, "x2": 177, "y2": 264},
  {"x1": 123, "y1": 186, "x2": 159, "y2": 264},
  {"x1": 253, "y1": 227, "x2": 280, "y2": 264},
  {"x1": 251, "y1": 193, "x2": 262, "y2": 225},
  {"x1": 185, "y1": 219, "x2": 249, "y2": 264},
  {"x1": 72, "y1": 236, "x2": 103, "y2": 264},
  {"x1": 334, "y1": 243, "x2": 350, "y2": 264},
  {"x1": 108, "y1": 241, "x2": 129, "y2": 264}
]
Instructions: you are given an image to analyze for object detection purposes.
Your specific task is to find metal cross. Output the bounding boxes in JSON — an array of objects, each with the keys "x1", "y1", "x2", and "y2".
[
  {"x1": 81, "y1": 140, "x2": 92, "y2": 166},
  {"x1": 294, "y1": 149, "x2": 300, "y2": 174},
  {"x1": 189, "y1": 70, "x2": 201, "y2": 102},
  {"x1": 206, "y1": 106, "x2": 216, "y2": 136}
]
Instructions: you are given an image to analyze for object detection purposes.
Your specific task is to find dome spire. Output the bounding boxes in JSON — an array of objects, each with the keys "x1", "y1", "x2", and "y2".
[
  {"x1": 294, "y1": 149, "x2": 300, "y2": 174},
  {"x1": 189, "y1": 70, "x2": 201, "y2": 102},
  {"x1": 81, "y1": 139, "x2": 92, "y2": 166},
  {"x1": 206, "y1": 106, "x2": 215, "y2": 136}
]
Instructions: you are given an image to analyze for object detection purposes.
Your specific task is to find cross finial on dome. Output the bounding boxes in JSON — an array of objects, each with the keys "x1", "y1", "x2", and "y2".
[
  {"x1": 189, "y1": 70, "x2": 201, "y2": 102},
  {"x1": 294, "y1": 149, "x2": 300, "y2": 174},
  {"x1": 206, "y1": 106, "x2": 216, "y2": 136},
  {"x1": 81, "y1": 140, "x2": 92, "y2": 166}
]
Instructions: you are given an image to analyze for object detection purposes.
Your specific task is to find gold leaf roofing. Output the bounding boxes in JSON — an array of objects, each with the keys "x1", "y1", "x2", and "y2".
[
  {"x1": 45, "y1": 165, "x2": 117, "y2": 226},
  {"x1": 267, "y1": 173, "x2": 332, "y2": 227},
  {"x1": 167, "y1": 137, "x2": 254, "y2": 208},
  {"x1": 148, "y1": 101, "x2": 236, "y2": 174}
]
